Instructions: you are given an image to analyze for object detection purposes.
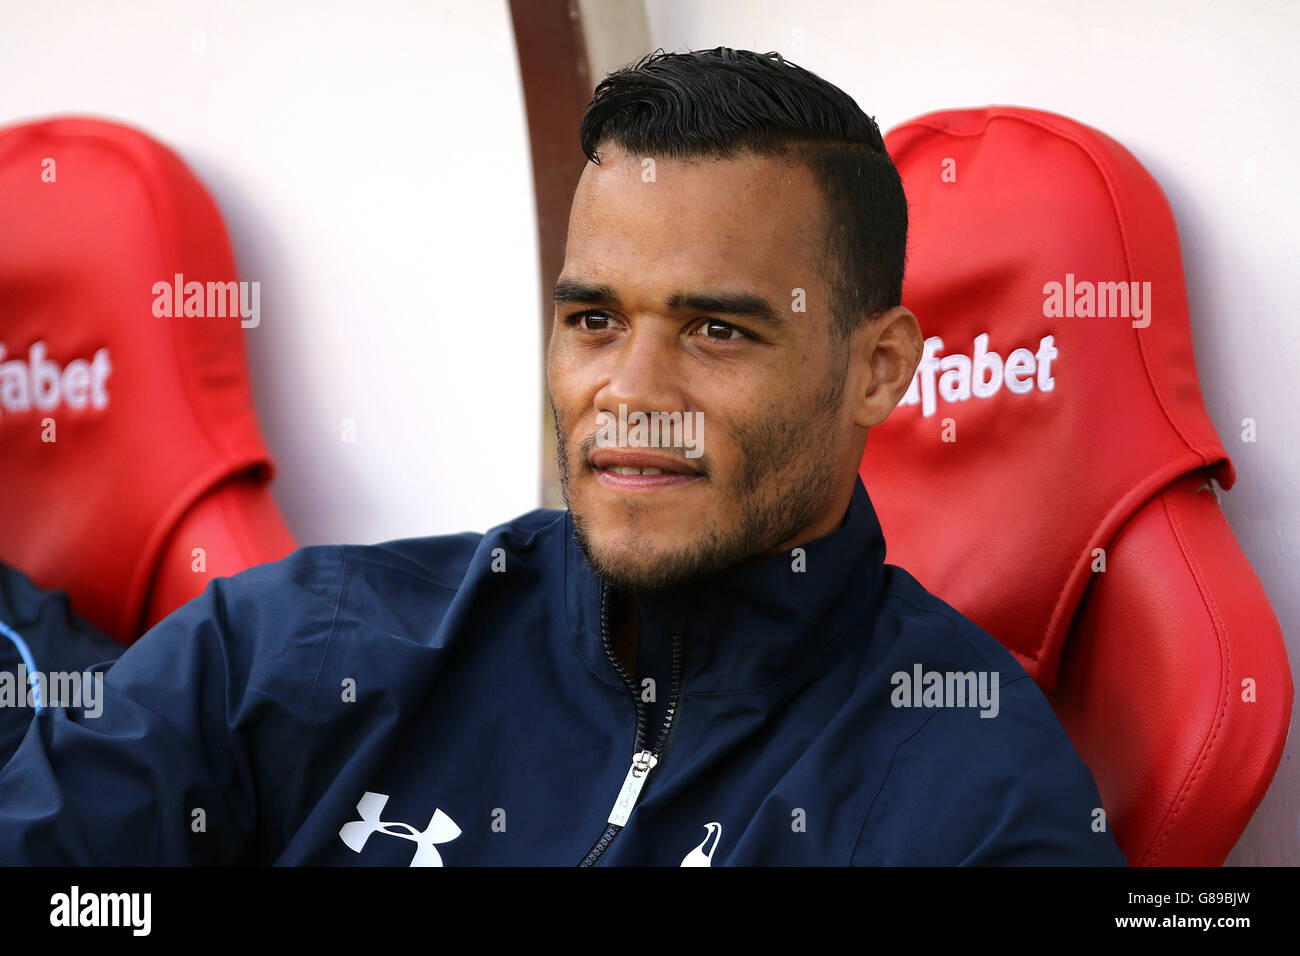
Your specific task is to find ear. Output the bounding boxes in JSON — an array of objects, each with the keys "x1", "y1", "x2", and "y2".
[{"x1": 848, "y1": 306, "x2": 923, "y2": 429}]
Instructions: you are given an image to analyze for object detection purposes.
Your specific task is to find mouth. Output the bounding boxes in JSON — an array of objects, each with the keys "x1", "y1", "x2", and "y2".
[{"x1": 588, "y1": 449, "x2": 704, "y2": 492}]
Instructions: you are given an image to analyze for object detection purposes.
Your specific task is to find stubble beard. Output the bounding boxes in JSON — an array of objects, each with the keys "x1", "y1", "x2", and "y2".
[{"x1": 552, "y1": 368, "x2": 846, "y2": 593}]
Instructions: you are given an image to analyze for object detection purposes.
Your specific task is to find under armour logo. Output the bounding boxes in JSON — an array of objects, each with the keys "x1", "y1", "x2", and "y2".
[
  {"x1": 339, "y1": 791, "x2": 461, "y2": 866},
  {"x1": 680, "y1": 822, "x2": 722, "y2": 867}
]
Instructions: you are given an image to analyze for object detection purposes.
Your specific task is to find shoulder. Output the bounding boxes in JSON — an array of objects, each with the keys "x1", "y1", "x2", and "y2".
[
  {"x1": 876, "y1": 563, "x2": 1026, "y2": 677},
  {"x1": 851, "y1": 565, "x2": 1126, "y2": 865},
  {"x1": 331, "y1": 506, "x2": 567, "y2": 595},
  {"x1": 130, "y1": 506, "x2": 570, "y2": 664},
  {"x1": 868, "y1": 564, "x2": 1075, "y2": 782},
  {"x1": 219, "y1": 506, "x2": 568, "y2": 603}
]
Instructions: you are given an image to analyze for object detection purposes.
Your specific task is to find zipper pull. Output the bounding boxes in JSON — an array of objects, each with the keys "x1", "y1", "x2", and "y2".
[{"x1": 606, "y1": 749, "x2": 659, "y2": 827}]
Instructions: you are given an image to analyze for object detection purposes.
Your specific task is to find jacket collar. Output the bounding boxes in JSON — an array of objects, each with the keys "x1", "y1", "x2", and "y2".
[{"x1": 563, "y1": 476, "x2": 888, "y2": 695}]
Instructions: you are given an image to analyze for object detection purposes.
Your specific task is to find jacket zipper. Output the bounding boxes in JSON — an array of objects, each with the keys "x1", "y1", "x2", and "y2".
[{"x1": 579, "y1": 583, "x2": 684, "y2": 866}]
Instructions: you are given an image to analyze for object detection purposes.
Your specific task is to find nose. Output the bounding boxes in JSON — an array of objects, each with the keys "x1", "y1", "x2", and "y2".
[{"x1": 593, "y1": 324, "x2": 685, "y2": 419}]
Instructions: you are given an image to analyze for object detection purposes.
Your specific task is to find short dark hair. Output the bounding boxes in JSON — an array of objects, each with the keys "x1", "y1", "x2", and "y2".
[{"x1": 579, "y1": 47, "x2": 907, "y2": 340}]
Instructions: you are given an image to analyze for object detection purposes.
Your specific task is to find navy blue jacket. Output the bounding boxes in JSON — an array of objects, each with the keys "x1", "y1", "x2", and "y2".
[
  {"x1": 0, "y1": 563, "x2": 123, "y2": 766},
  {"x1": 0, "y1": 479, "x2": 1127, "y2": 865}
]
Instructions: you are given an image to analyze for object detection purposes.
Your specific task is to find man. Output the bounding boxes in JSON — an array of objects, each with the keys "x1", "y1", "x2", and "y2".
[{"x1": 0, "y1": 48, "x2": 1126, "y2": 866}]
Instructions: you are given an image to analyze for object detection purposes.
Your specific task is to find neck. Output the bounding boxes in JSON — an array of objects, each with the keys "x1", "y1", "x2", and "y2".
[
  {"x1": 759, "y1": 470, "x2": 860, "y2": 558},
  {"x1": 608, "y1": 586, "x2": 639, "y2": 674}
]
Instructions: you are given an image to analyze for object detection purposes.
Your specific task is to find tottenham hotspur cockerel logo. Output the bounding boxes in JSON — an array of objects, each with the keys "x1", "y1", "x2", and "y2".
[{"x1": 339, "y1": 791, "x2": 461, "y2": 866}]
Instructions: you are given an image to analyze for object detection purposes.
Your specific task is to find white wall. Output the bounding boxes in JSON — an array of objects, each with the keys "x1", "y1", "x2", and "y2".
[
  {"x1": 644, "y1": 0, "x2": 1300, "y2": 865},
  {"x1": 0, "y1": 0, "x2": 543, "y2": 545}
]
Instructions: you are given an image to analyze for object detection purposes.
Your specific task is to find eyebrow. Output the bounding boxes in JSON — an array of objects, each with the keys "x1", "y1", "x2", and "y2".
[{"x1": 552, "y1": 278, "x2": 788, "y2": 328}]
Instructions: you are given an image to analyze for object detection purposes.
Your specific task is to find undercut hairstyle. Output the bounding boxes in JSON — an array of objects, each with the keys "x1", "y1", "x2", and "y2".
[{"x1": 578, "y1": 47, "x2": 908, "y2": 341}]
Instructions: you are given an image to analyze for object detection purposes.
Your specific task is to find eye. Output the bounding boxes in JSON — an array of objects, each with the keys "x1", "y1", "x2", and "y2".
[
  {"x1": 567, "y1": 310, "x2": 618, "y2": 332},
  {"x1": 694, "y1": 318, "x2": 746, "y2": 341}
]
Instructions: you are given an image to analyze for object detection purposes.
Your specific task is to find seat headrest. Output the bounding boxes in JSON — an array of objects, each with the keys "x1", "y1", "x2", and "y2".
[
  {"x1": 0, "y1": 116, "x2": 273, "y2": 642},
  {"x1": 861, "y1": 106, "x2": 1233, "y2": 689}
]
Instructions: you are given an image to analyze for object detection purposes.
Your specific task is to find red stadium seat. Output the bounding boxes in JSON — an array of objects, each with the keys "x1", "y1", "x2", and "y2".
[
  {"x1": 0, "y1": 116, "x2": 295, "y2": 644},
  {"x1": 863, "y1": 106, "x2": 1292, "y2": 865}
]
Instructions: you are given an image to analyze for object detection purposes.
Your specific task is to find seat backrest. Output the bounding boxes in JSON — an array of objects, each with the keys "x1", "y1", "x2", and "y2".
[
  {"x1": 861, "y1": 106, "x2": 1291, "y2": 864},
  {"x1": 0, "y1": 116, "x2": 295, "y2": 643}
]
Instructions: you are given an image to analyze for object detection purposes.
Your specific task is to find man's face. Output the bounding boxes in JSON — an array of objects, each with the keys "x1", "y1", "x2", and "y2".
[{"x1": 547, "y1": 145, "x2": 861, "y2": 592}]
